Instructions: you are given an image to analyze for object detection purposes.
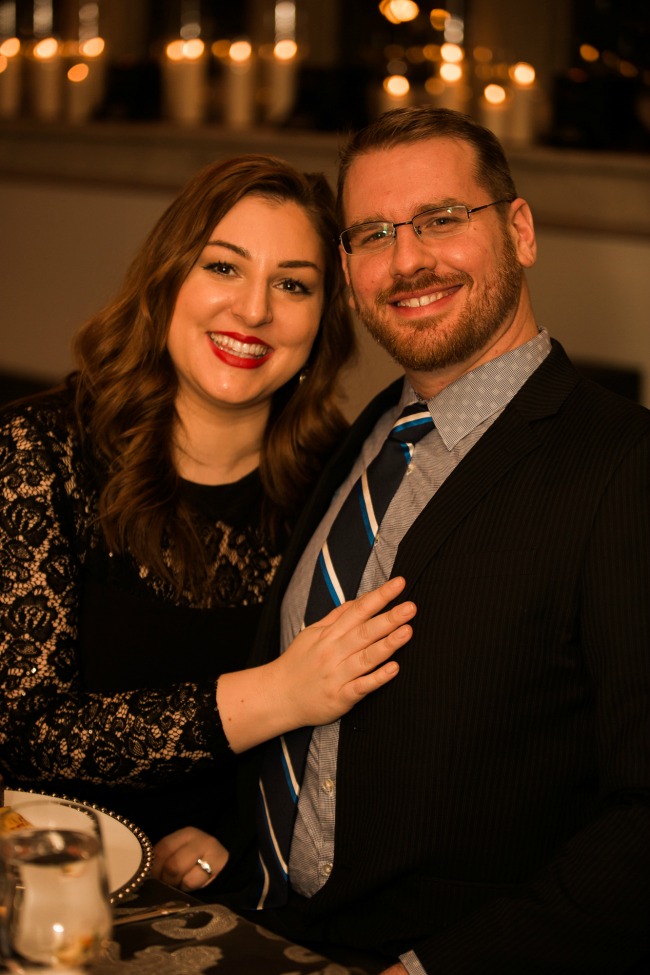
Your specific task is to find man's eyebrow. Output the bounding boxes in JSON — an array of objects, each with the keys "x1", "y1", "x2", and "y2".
[
  {"x1": 205, "y1": 240, "x2": 321, "y2": 271},
  {"x1": 349, "y1": 198, "x2": 461, "y2": 225}
]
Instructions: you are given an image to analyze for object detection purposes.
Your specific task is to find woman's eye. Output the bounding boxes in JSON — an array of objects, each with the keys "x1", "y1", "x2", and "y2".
[
  {"x1": 203, "y1": 261, "x2": 235, "y2": 275},
  {"x1": 279, "y1": 278, "x2": 310, "y2": 295}
]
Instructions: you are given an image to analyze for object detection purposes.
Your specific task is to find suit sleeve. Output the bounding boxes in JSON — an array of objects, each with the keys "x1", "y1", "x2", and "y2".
[{"x1": 412, "y1": 431, "x2": 650, "y2": 975}]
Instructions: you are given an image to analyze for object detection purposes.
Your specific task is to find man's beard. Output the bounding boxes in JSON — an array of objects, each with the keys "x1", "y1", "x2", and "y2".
[{"x1": 350, "y1": 229, "x2": 523, "y2": 373}]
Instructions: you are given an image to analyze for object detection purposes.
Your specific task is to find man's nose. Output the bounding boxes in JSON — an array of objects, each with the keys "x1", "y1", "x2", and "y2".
[{"x1": 389, "y1": 224, "x2": 438, "y2": 278}]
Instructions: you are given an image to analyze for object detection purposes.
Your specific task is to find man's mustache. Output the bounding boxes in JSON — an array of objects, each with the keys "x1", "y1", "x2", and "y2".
[{"x1": 377, "y1": 272, "x2": 471, "y2": 305}]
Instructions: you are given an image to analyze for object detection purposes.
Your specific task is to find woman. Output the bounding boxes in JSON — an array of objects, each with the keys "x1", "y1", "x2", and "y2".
[{"x1": 0, "y1": 155, "x2": 415, "y2": 891}]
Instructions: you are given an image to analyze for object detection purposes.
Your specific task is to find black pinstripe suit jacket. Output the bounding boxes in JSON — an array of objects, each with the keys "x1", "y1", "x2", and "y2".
[{"x1": 249, "y1": 340, "x2": 650, "y2": 974}]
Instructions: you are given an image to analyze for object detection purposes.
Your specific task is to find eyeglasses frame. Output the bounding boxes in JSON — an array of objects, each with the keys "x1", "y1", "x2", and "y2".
[{"x1": 339, "y1": 198, "x2": 515, "y2": 256}]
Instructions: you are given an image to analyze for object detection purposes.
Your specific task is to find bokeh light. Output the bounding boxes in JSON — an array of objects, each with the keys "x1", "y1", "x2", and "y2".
[
  {"x1": 510, "y1": 62, "x2": 535, "y2": 86},
  {"x1": 384, "y1": 74, "x2": 410, "y2": 96},
  {"x1": 34, "y1": 37, "x2": 59, "y2": 60},
  {"x1": 67, "y1": 63, "x2": 90, "y2": 83},
  {"x1": 440, "y1": 62, "x2": 462, "y2": 82},
  {"x1": 484, "y1": 83, "x2": 506, "y2": 105},
  {"x1": 229, "y1": 40, "x2": 253, "y2": 63}
]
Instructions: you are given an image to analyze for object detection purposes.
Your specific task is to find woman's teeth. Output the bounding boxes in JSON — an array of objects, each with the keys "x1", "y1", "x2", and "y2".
[{"x1": 209, "y1": 333, "x2": 270, "y2": 357}]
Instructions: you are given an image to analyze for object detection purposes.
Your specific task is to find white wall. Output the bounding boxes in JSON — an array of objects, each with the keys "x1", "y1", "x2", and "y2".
[{"x1": 527, "y1": 228, "x2": 650, "y2": 401}]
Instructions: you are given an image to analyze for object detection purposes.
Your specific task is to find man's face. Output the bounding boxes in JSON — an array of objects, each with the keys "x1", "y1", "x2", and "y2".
[{"x1": 340, "y1": 137, "x2": 536, "y2": 392}]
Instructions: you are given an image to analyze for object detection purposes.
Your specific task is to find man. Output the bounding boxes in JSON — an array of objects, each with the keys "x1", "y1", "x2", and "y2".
[{"x1": 241, "y1": 108, "x2": 650, "y2": 974}]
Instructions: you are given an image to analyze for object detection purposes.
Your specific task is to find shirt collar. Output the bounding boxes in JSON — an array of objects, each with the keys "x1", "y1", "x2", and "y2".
[{"x1": 402, "y1": 329, "x2": 552, "y2": 450}]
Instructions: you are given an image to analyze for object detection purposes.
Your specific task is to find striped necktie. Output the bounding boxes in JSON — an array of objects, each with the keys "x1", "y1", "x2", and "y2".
[{"x1": 250, "y1": 401, "x2": 434, "y2": 908}]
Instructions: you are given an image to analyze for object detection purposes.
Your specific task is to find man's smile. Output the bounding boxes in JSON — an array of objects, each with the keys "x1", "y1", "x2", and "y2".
[{"x1": 393, "y1": 286, "x2": 461, "y2": 309}]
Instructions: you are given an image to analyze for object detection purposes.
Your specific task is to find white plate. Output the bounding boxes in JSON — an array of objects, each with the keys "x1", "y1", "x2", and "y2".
[{"x1": 5, "y1": 789, "x2": 153, "y2": 902}]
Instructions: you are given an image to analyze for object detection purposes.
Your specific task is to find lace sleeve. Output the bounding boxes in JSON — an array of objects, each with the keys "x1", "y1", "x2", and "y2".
[{"x1": 0, "y1": 405, "x2": 228, "y2": 788}]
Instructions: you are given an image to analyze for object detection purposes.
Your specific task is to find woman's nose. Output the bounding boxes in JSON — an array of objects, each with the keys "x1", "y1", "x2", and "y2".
[{"x1": 231, "y1": 283, "x2": 273, "y2": 327}]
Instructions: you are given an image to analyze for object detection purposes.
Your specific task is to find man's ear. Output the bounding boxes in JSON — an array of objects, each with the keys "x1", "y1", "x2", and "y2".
[
  {"x1": 339, "y1": 243, "x2": 355, "y2": 308},
  {"x1": 509, "y1": 198, "x2": 537, "y2": 268}
]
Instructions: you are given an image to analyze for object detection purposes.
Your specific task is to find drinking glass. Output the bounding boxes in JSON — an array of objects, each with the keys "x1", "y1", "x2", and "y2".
[{"x1": 0, "y1": 796, "x2": 113, "y2": 970}]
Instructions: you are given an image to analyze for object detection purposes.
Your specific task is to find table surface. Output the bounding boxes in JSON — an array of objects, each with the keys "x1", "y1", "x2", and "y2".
[{"x1": 92, "y1": 879, "x2": 371, "y2": 975}]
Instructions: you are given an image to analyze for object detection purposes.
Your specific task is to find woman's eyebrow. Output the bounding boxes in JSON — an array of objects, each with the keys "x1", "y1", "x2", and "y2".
[
  {"x1": 279, "y1": 259, "x2": 321, "y2": 270},
  {"x1": 205, "y1": 239, "x2": 249, "y2": 258},
  {"x1": 205, "y1": 241, "x2": 320, "y2": 272}
]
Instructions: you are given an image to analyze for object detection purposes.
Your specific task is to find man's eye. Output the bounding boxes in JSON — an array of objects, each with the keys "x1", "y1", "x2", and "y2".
[
  {"x1": 360, "y1": 226, "x2": 391, "y2": 245},
  {"x1": 420, "y1": 212, "x2": 463, "y2": 232}
]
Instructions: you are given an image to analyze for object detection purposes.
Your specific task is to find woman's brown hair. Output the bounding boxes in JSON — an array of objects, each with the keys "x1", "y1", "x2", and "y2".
[{"x1": 72, "y1": 154, "x2": 356, "y2": 596}]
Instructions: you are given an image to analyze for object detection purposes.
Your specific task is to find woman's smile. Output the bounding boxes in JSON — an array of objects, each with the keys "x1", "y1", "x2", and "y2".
[{"x1": 208, "y1": 331, "x2": 273, "y2": 368}]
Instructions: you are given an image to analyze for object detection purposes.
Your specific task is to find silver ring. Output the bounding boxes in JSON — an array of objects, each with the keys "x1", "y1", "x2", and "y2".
[{"x1": 196, "y1": 857, "x2": 213, "y2": 877}]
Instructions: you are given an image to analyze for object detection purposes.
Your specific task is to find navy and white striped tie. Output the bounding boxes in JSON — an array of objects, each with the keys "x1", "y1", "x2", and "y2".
[{"x1": 250, "y1": 401, "x2": 434, "y2": 908}]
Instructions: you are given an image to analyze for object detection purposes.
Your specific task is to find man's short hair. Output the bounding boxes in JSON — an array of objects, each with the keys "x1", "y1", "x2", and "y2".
[{"x1": 337, "y1": 107, "x2": 517, "y2": 224}]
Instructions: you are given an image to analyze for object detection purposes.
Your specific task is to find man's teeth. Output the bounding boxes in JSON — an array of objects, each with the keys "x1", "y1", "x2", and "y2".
[
  {"x1": 396, "y1": 289, "x2": 454, "y2": 308},
  {"x1": 209, "y1": 333, "x2": 269, "y2": 357}
]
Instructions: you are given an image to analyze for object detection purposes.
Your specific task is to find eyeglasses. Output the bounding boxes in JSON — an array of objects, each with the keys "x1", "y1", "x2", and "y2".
[{"x1": 339, "y1": 199, "x2": 514, "y2": 256}]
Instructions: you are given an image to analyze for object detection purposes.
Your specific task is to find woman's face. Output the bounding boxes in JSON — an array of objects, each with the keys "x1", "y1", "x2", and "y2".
[{"x1": 167, "y1": 194, "x2": 325, "y2": 422}]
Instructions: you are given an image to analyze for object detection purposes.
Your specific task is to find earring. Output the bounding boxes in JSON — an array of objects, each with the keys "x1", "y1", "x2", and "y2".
[{"x1": 299, "y1": 369, "x2": 309, "y2": 384}]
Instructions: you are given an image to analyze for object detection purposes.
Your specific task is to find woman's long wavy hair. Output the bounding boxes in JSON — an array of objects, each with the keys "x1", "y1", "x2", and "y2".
[{"x1": 72, "y1": 154, "x2": 356, "y2": 596}]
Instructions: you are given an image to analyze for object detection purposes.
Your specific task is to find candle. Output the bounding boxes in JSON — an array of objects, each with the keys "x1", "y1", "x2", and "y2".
[
  {"x1": 432, "y1": 60, "x2": 470, "y2": 113},
  {"x1": 64, "y1": 36, "x2": 105, "y2": 124},
  {"x1": 32, "y1": 0, "x2": 53, "y2": 36},
  {"x1": 508, "y1": 62, "x2": 537, "y2": 146},
  {"x1": 478, "y1": 83, "x2": 511, "y2": 141},
  {"x1": 224, "y1": 40, "x2": 255, "y2": 129},
  {"x1": 65, "y1": 60, "x2": 92, "y2": 123},
  {"x1": 266, "y1": 39, "x2": 298, "y2": 125},
  {"x1": 0, "y1": 0, "x2": 17, "y2": 36},
  {"x1": 162, "y1": 37, "x2": 206, "y2": 125},
  {"x1": 0, "y1": 37, "x2": 21, "y2": 119},
  {"x1": 29, "y1": 35, "x2": 62, "y2": 121}
]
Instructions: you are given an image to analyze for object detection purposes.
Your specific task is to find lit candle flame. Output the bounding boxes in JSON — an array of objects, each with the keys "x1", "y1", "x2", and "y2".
[
  {"x1": 0, "y1": 37, "x2": 20, "y2": 58},
  {"x1": 440, "y1": 62, "x2": 462, "y2": 83},
  {"x1": 484, "y1": 84, "x2": 506, "y2": 105},
  {"x1": 274, "y1": 39, "x2": 297, "y2": 61},
  {"x1": 383, "y1": 74, "x2": 410, "y2": 97},
  {"x1": 67, "y1": 62, "x2": 89, "y2": 83},
  {"x1": 440, "y1": 42, "x2": 463, "y2": 63},
  {"x1": 510, "y1": 61, "x2": 535, "y2": 86},
  {"x1": 166, "y1": 38, "x2": 204, "y2": 61},
  {"x1": 229, "y1": 40, "x2": 252, "y2": 63},
  {"x1": 33, "y1": 37, "x2": 59, "y2": 60},
  {"x1": 79, "y1": 37, "x2": 105, "y2": 58}
]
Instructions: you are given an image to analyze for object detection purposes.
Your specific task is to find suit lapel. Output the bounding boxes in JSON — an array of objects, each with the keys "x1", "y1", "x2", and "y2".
[
  {"x1": 392, "y1": 341, "x2": 581, "y2": 593},
  {"x1": 256, "y1": 342, "x2": 581, "y2": 653}
]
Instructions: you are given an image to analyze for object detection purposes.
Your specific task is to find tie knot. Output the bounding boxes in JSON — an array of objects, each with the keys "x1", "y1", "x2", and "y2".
[{"x1": 390, "y1": 402, "x2": 434, "y2": 444}]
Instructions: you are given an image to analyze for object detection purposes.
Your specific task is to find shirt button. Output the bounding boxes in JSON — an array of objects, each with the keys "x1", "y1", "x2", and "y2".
[
  {"x1": 321, "y1": 778, "x2": 334, "y2": 796},
  {"x1": 321, "y1": 862, "x2": 333, "y2": 876}
]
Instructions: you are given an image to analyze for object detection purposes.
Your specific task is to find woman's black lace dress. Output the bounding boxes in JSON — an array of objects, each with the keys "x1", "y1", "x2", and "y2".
[{"x1": 0, "y1": 390, "x2": 281, "y2": 845}]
